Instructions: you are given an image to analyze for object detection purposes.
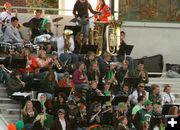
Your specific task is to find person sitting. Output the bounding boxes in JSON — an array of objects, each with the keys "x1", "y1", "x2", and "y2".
[
  {"x1": 3, "y1": 17, "x2": 24, "y2": 43},
  {"x1": 22, "y1": 100, "x2": 38, "y2": 130},
  {"x1": 73, "y1": 62, "x2": 90, "y2": 96},
  {"x1": 87, "y1": 61, "x2": 100, "y2": 82},
  {"x1": 162, "y1": 84, "x2": 175, "y2": 105},
  {"x1": 58, "y1": 72, "x2": 74, "y2": 88},
  {"x1": 50, "y1": 109, "x2": 70, "y2": 130},
  {"x1": 130, "y1": 83, "x2": 149, "y2": 105},
  {"x1": 6, "y1": 69, "x2": 25, "y2": 96},
  {"x1": 57, "y1": 29, "x2": 79, "y2": 64},
  {"x1": 40, "y1": 70, "x2": 59, "y2": 100},
  {"x1": 134, "y1": 59, "x2": 149, "y2": 84},
  {"x1": 73, "y1": 32, "x2": 86, "y2": 54},
  {"x1": 149, "y1": 84, "x2": 162, "y2": 105}
]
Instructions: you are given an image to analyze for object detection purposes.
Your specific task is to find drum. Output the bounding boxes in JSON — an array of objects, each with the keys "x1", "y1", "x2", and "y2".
[
  {"x1": 14, "y1": 43, "x2": 24, "y2": 53},
  {"x1": 0, "y1": 43, "x2": 11, "y2": 53},
  {"x1": 34, "y1": 34, "x2": 51, "y2": 44}
]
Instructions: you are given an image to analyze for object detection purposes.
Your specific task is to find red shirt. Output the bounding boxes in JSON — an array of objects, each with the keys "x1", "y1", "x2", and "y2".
[
  {"x1": 95, "y1": 4, "x2": 111, "y2": 22},
  {"x1": 19, "y1": 56, "x2": 39, "y2": 73}
]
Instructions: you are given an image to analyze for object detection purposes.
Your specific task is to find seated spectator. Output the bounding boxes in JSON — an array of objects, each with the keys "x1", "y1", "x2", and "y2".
[
  {"x1": 73, "y1": 62, "x2": 90, "y2": 95},
  {"x1": 22, "y1": 100, "x2": 38, "y2": 130},
  {"x1": 168, "y1": 106, "x2": 179, "y2": 115},
  {"x1": 6, "y1": 69, "x2": 25, "y2": 96},
  {"x1": 83, "y1": 51, "x2": 97, "y2": 71},
  {"x1": 58, "y1": 72, "x2": 74, "y2": 88},
  {"x1": 87, "y1": 61, "x2": 100, "y2": 82},
  {"x1": 52, "y1": 92, "x2": 68, "y2": 118},
  {"x1": 162, "y1": 84, "x2": 175, "y2": 105},
  {"x1": 134, "y1": 59, "x2": 149, "y2": 84},
  {"x1": 149, "y1": 84, "x2": 162, "y2": 105},
  {"x1": 89, "y1": 80, "x2": 103, "y2": 97},
  {"x1": 40, "y1": 70, "x2": 59, "y2": 100},
  {"x1": 102, "y1": 82, "x2": 112, "y2": 96},
  {"x1": 3, "y1": 17, "x2": 24, "y2": 43},
  {"x1": 50, "y1": 109, "x2": 70, "y2": 130},
  {"x1": 130, "y1": 83, "x2": 149, "y2": 105},
  {"x1": 76, "y1": 103, "x2": 88, "y2": 130},
  {"x1": 116, "y1": 116, "x2": 129, "y2": 130},
  {"x1": 133, "y1": 100, "x2": 153, "y2": 130}
]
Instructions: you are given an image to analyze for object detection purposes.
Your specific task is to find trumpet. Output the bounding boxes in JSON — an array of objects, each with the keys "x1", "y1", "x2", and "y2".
[{"x1": 53, "y1": 59, "x2": 62, "y2": 70}]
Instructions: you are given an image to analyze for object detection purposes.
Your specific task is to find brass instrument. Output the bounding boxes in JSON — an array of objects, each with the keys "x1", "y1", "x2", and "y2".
[
  {"x1": 53, "y1": 59, "x2": 62, "y2": 70},
  {"x1": 64, "y1": 34, "x2": 71, "y2": 53},
  {"x1": 106, "y1": 20, "x2": 121, "y2": 56}
]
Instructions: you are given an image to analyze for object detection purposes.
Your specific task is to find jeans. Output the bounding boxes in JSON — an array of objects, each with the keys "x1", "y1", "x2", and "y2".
[
  {"x1": 60, "y1": 53, "x2": 79, "y2": 64},
  {"x1": 77, "y1": 127, "x2": 88, "y2": 130},
  {"x1": 81, "y1": 22, "x2": 89, "y2": 39}
]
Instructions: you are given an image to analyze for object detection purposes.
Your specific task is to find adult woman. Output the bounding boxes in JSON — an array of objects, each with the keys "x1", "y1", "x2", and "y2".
[
  {"x1": 74, "y1": 32, "x2": 85, "y2": 54},
  {"x1": 94, "y1": 0, "x2": 111, "y2": 22},
  {"x1": 22, "y1": 100, "x2": 38, "y2": 130},
  {"x1": 73, "y1": 62, "x2": 89, "y2": 94}
]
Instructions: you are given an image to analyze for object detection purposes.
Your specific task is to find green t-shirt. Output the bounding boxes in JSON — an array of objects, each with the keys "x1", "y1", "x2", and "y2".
[{"x1": 132, "y1": 104, "x2": 142, "y2": 115}]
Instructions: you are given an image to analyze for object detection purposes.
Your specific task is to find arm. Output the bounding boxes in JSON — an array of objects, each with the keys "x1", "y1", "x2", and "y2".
[
  {"x1": 73, "y1": 2, "x2": 78, "y2": 18},
  {"x1": 69, "y1": 37, "x2": 75, "y2": 52},
  {"x1": 88, "y1": 3, "x2": 98, "y2": 14}
]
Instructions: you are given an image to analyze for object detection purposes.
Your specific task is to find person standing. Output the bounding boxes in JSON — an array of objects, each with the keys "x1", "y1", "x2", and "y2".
[
  {"x1": 0, "y1": 2, "x2": 18, "y2": 32},
  {"x1": 73, "y1": 0, "x2": 98, "y2": 40},
  {"x1": 94, "y1": 0, "x2": 111, "y2": 22},
  {"x1": 28, "y1": 9, "x2": 44, "y2": 39}
]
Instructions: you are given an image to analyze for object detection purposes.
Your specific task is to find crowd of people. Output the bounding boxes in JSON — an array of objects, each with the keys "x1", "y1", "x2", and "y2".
[{"x1": 0, "y1": 1, "x2": 179, "y2": 130}]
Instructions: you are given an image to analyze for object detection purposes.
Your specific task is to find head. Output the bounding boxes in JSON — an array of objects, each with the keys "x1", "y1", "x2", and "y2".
[
  {"x1": 87, "y1": 51, "x2": 96, "y2": 61},
  {"x1": 90, "y1": 61, "x2": 99, "y2": 71},
  {"x1": 4, "y1": 2, "x2": 12, "y2": 11},
  {"x1": 151, "y1": 84, "x2": 160, "y2": 95},
  {"x1": 163, "y1": 84, "x2": 171, "y2": 94},
  {"x1": 122, "y1": 83, "x2": 129, "y2": 93},
  {"x1": 39, "y1": 94, "x2": 46, "y2": 103},
  {"x1": 138, "y1": 83, "x2": 145, "y2": 92},
  {"x1": 34, "y1": 9, "x2": 42, "y2": 18},
  {"x1": 80, "y1": 0, "x2": 86, "y2": 3},
  {"x1": 38, "y1": 50, "x2": 47, "y2": 58},
  {"x1": 90, "y1": 80, "x2": 98, "y2": 89},
  {"x1": 45, "y1": 70, "x2": 56, "y2": 81},
  {"x1": 110, "y1": 62, "x2": 117, "y2": 70},
  {"x1": 11, "y1": 17, "x2": 19, "y2": 27},
  {"x1": 120, "y1": 31, "x2": 126, "y2": 41},
  {"x1": 10, "y1": 69, "x2": 21, "y2": 79},
  {"x1": 22, "y1": 48, "x2": 31, "y2": 57},
  {"x1": 98, "y1": 0, "x2": 105, "y2": 6},
  {"x1": 168, "y1": 106, "x2": 178, "y2": 115},
  {"x1": 57, "y1": 92, "x2": 67, "y2": 103},
  {"x1": 75, "y1": 32, "x2": 84, "y2": 42},
  {"x1": 104, "y1": 82, "x2": 111, "y2": 90},
  {"x1": 103, "y1": 52, "x2": 111, "y2": 62},
  {"x1": 153, "y1": 103, "x2": 161, "y2": 114},
  {"x1": 24, "y1": 100, "x2": 33, "y2": 111},
  {"x1": 76, "y1": 61, "x2": 85, "y2": 71},
  {"x1": 58, "y1": 109, "x2": 65, "y2": 119},
  {"x1": 118, "y1": 102, "x2": 128, "y2": 112},
  {"x1": 137, "y1": 59, "x2": 145, "y2": 71},
  {"x1": 137, "y1": 96, "x2": 145, "y2": 105},
  {"x1": 64, "y1": 29, "x2": 73, "y2": 39},
  {"x1": 144, "y1": 100, "x2": 152, "y2": 112}
]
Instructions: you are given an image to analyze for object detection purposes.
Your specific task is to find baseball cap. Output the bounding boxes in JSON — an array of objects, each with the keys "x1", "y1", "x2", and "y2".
[{"x1": 144, "y1": 100, "x2": 152, "y2": 106}]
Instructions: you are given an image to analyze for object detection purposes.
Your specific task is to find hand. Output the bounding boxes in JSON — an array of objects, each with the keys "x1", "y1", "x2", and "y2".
[{"x1": 77, "y1": 17, "x2": 81, "y2": 21}]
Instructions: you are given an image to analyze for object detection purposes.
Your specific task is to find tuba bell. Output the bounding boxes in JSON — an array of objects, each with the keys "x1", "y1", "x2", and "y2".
[{"x1": 106, "y1": 20, "x2": 121, "y2": 56}]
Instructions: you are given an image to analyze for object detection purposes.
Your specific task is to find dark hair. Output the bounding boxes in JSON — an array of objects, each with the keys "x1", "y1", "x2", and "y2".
[
  {"x1": 10, "y1": 69, "x2": 20, "y2": 78},
  {"x1": 36, "y1": 9, "x2": 42, "y2": 13},
  {"x1": 138, "y1": 59, "x2": 144, "y2": 65},
  {"x1": 137, "y1": 96, "x2": 144, "y2": 103},
  {"x1": 121, "y1": 31, "x2": 126, "y2": 36},
  {"x1": 11, "y1": 17, "x2": 18, "y2": 22}
]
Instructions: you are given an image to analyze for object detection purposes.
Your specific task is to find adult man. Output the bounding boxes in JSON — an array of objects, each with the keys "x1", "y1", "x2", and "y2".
[
  {"x1": 57, "y1": 29, "x2": 79, "y2": 64},
  {"x1": 50, "y1": 109, "x2": 70, "y2": 130},
  {"x1": 73, "y1": 0, "x2": 98, "y2": 39},
  {"x1": 133, "y1": 100, "x2": 153, "y2": 130},
  {"x1": 28, "y1": 9, "x2": 44, "y2": 39},
  {"x1": 3, "y1": 17, "x2": 23, "y2": 43}
]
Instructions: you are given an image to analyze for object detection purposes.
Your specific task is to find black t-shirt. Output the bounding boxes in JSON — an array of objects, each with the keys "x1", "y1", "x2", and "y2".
[{"x1": 29, "y1": 17, "x2": 44, "y2": 39}]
